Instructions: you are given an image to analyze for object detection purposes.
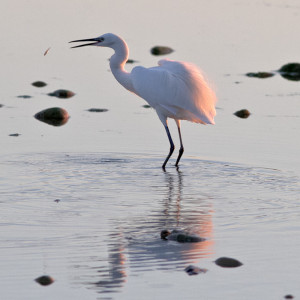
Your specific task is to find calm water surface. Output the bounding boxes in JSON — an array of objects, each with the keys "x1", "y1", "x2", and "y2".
[
  {"x1": 0, "y1": 0, "x2": 300, "y2": 299},
  {"x1": 1, "y1": 153, "x2": 299, "y2": 299}
]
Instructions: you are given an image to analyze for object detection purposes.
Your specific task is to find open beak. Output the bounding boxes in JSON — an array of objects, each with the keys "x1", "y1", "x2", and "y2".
[{"x1": 69, "y1": 38, "x2": 99, "y2": 48}]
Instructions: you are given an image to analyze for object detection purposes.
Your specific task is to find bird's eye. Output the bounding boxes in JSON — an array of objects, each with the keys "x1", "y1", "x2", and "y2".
[{"x1": 99, "y1": 37, "x2": 104, "y2": 42}]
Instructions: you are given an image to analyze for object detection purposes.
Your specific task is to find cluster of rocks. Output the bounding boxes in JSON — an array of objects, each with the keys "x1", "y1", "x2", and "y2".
[{"x1": 13, "y1": 81, "x2": 110, "y2": 129}]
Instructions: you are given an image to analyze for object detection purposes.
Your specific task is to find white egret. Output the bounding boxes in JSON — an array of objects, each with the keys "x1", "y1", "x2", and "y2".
[{"x1": 70, "y1": 33, "x2": 217, "y2": 170}]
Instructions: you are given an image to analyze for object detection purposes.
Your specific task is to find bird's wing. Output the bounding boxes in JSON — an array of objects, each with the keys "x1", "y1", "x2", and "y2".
[{"x1": 131, "y1": 59, "x2": 216, "y2": 124}]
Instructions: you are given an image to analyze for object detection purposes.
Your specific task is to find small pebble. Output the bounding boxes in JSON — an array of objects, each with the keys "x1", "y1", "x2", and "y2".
[
  {"x1": 35, "y1": 275, "x2": 54, "y2": 286},
  {"x1": 87, "y1": 108, "x2": 109, "y2": 112},
  {"x1": 17, "y1": 95, "x2": 32, "y2": 99},
  {"x1": 185, "y1": 265, "x2": 208, "y2": 275},
  {"x1": 48, "y1": 89, "x2": 75, "y2": 99},
  {"x1": 279, "y1": 62, "x2": 300, "y2": 81},
  {"x1": 126, "y1": 59, "x2": 138, "y2": 64},
  {"x1": 151, "y1": 46, "x2": 174, "y2": 56},
  {"x1": 215, "y1": 257, "x2": 243, "y2": 268},
  {"x1": 161, "y1": 229, "x2": 205, "y2": 243},
  {"x1": 246, "y1": 72, "x2": 274, "y2": 78},
  {"x1": 32, "y1": 81, "x2": 47, "y2": 88},
  {"x1": 234, "y1": 109, "x2": 250, "y2": 119}
]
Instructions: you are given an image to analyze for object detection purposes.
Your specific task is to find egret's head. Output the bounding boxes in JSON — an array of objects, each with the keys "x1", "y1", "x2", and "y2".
[{"x1": 69, "y1": 33, "x2": 117, "y2": 48}]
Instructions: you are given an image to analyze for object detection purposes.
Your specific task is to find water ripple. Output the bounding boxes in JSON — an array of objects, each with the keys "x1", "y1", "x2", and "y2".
[{"x1": 0, "y1": 152, "x2": 299, "y2": 296}]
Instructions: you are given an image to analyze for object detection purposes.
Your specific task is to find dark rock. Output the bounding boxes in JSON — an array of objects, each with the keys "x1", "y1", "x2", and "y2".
[
  {"x1": 151, "y1": 46, "x2": 174, "y2": 56},
  {"x1": 126, "y1": 59, "x2": 138, "y2": 64},
  {"x1": 9, "y1": 133, "x2": 21, "y2": 137},
  {"x1": 87, "y1": 108, "x2": 109, "y2": 112},
  {"x1": 215, "y1": 257, "x2": 243, "y2": 268},
  {"x1": 285, "y1": 295, "x2": 294, "y2": 299},
  {"x1": 246, "y1": 72, "x2": 274, "y2": 79},
  {"x1": 34, "y1": 107, "x2": 69, "y2": 126},
  {"x1": 17, "y1": 95, "x2": 32, "y2": 99},
  {"x1": 234, "y1": 109, "x2": 250, "y2": 119},
  {"x1": 161, "y1": 230, "x2": 170, "y2": 240},
  {"x1": 278, "y1": 63, "x2": 300, "y2": 81},
  {"x1": 32, "y1": 81, "x2": 47, "y2": 88},
  {"x1": 35, "y1": 275, "x2": 54, "y2": 286},
  {"x1": 109, "y1": 58, "x2": 138, "y2": 64},
  {"x1": 161, "y1": 229, "x2": 205, "y2": 243},
  {"x1": 48, "y1": 89, "x2": 75, "y2": 99},
  {"x1": 185, "y1": 265, "x2": 208, "y2": 275}
]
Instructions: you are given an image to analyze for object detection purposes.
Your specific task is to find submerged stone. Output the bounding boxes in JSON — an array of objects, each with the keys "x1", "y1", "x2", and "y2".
[
  {"x1": 151, "y1": 46, "x2": 174, "y2": 56},
  {"x1": 17, "y1": 95, "x2": 32, "y2": 99},
  {"x1": 185, "y1": 265, "x2": 208, "y2": 275},
  {"x1": 215, "y1": 257, "x2": 243, "y2": 268},
  {"x1": 48, "y1": 89, "x2": 75, "y2": 99},
  {"x1": 32, "y1": 81, "x2": 47, "y2": 88},
  {"x1": 35, "y1": 275, "x2": 54, "y2": 286},
  {"x1": 246, "y1": 72, "x2": 274, "y2": 78},
  {"x1": 234, "y1": 109, "x2": 250, "y2": 119},
  {"x1": 34, "y1": 107, "x2": 69, "y2": 126},
  {"x1": 126, "y1": 59, "x2": 138, "y2": 64},
  {"x1": 278, "y1": 63, "x2": 300, "y2": 81},
  {"x1": 161, "y1": 229, "x2": 205, "y2": 243},
  {"x1": 87, "y1": 108, "x2": 109, "y2": 112}
]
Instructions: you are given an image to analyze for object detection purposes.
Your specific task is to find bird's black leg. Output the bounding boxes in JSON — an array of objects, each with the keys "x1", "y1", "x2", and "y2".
[
  {"x1": 162, "y1": 125, "x2": 175, "y2": 170},
  {"x1": 175, "y1": 125, "x2": 184, "y2": 167}
]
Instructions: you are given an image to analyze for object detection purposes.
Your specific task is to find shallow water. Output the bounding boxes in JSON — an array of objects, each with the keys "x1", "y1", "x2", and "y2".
[
  {"x1": 1, "y1": 0, "x2": 300, "y2": 299},
  {"x1": 1, "y1": 153, "x2": 299, "y2": 299}
]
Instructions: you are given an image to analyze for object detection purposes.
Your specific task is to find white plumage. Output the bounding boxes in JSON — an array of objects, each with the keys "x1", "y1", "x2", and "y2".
[{"x1": 132, "y1": 59, "x2": 216, "y2": 125}]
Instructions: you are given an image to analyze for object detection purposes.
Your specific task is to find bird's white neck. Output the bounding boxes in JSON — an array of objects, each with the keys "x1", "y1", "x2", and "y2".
[{"x1": 109, "y1": 38, "x2": 135, "y2": 93}]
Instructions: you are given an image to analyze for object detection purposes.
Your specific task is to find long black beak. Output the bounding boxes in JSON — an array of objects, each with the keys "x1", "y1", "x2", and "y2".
[{"x1": 69, "y1": 38, "x2": 99, "y2": 48}]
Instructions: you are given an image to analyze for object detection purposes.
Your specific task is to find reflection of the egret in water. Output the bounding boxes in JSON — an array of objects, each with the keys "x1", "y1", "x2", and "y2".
[{"x1": 90, "y1": 169, "x2": 214, "y2": 295}]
